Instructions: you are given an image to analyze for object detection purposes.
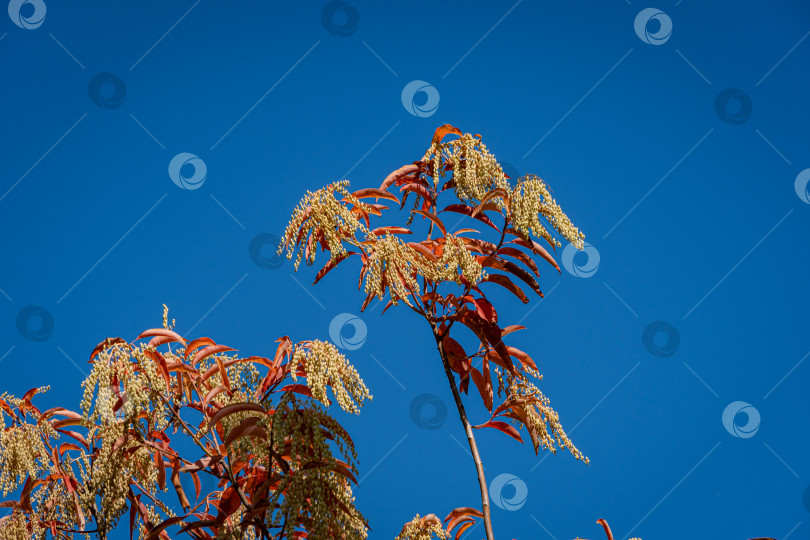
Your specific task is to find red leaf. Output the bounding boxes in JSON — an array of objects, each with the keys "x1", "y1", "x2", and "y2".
[
  {"x1": 90, "y1": 337, "x2": 129, "y2": 360},
  {"x1": 314, "y1": 252, "x2": 356, "y2": 285},
  {"x1": 144, "y1": 516, "x2": 186, "y2": 540},
  {"x1": 480, "y1": 274, "x2": 528, "y2": 303},
  {"x1": 508, "y1": 236, "x2": 561, "y2": 273},
  {"x1": 440, "y1": 204, "x2": 500, "y2": 232},
  {"x1": 281, "y1": 384, "x2": 313, "y2": 399},
  {"x1": 143, "y1": 349, "x2": 172, "y2": 389},
  {"x1": 351, "y1": 188, "x2": 400, "y2": 205},
  {"x1": 379, "y1": 163, "x2": 421, "y2": 191},
  {"x1": 431, "y1": 124, "x2": 462, "y2": 146},
  {"x1": 501, "y1": 259, "x2": 543, "y2": 297},
  {"x1": 471, "y1": 297, "x2": 497, "y2": 324},
  {"x1": 223, "y1": 416, "x2": 266, "y2": 448},
  {"x1": 184, "y1": 337, "x2": 217, "y2": 360},
  {"x1": 192, "y1": 344, "x2": 236, "y2": 366},
  {"x1": 473, "y1": 420, "x2": 523, "y2": 443},
  {"x1": 497, "y1": 246, "x2": 540, "y2": 277},
  {"x1": 412, "y1": 210, "x2": 447, "y2": 237},
  {"x1": 202, "y1": 385, "x2": 231, "y2": 409},
  {"x1": 136, "y1": 328, "x2": 187, "y2": 347},
  {"x1": 217, "y1": 487, "x2": 241, "y2": 519},
  {"x1": 371, "y1": 226, "x2": 412, "y2": 235},
  {"x1": 469, "y1": 368, "x2": 493, "y2": 412},
  {"x1": 205, "y1": 403, "x2": 266, "y2": 434}
]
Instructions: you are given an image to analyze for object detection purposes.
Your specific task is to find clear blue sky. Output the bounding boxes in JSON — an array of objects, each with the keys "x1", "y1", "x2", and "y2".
[{"x1": 1, "y1": 1, "x2": 809, "y2": 539}]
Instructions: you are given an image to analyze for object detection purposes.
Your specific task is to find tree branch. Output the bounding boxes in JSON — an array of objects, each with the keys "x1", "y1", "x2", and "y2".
[{"x1": 429, "y1": 320, "x2": 495, "y2": 540}]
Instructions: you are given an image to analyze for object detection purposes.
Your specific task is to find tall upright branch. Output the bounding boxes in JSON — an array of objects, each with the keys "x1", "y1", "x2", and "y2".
[{"x1": 429, "y1": 320, "x2": 495, "y2": 540}]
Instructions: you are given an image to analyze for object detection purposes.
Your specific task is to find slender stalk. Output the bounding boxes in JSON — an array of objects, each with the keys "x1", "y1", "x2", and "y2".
[{"x1": 429, "y1": 321, "x2": 495, "y2": 540}]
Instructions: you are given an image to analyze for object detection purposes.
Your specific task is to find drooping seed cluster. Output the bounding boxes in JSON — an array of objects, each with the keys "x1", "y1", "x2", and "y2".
[
  {"x1": 89, "y1": 422, "x2": 165, "y2": 533},
  {"x1": 505, "y1": 373, "x2": 588, "y2": 463},
  {"x1": 80, "y1": 344, "x2": 170, "y2": 431},
  {"x1": 291, "y1": 340, "x2": 372, "y2": 414},
  {"x1": 511, "y1": 175, "x2": 585, "y2": 250},
  {"x1": 363, "y1": 234, "x2": 485, "y2": 306},
  {"x1": 278, "y1": 180, "x2": 372, "y2": 270},
  {"x1": 422, "y1": 132, "x2": 586, "y2": 250},
  {"x1": 423, "y1": 133, "x2": 510, "y2": 206},
  {"x1": 0, "y1": 510, "x2": 28, "y2": 540},
  {"x1": 395, "y1": 515, "x2": 450, "y2": 540},
  {"x1": 268, "y1": 393, "x2": 367, "y2": 539},
  {"x1": 0, "y1": 423, "x2": 47, "y2": 497}
]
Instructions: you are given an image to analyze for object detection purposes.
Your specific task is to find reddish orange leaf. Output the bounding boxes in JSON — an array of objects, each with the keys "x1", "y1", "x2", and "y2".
[
  {"x1": 379, "y1": 163, "x2": 421, "y2": 191},
  {"x1": 473, "y1": 420, "x2": 523, "y2": 443},
  {"x1": 431, "y1": 124, "x2": 462, "y2": 146},
  {"x1": 352, "y1": 187, "x2": 400, "y2": 204},
  {"x1": 192, "y1": 344, "x2": 236, "y2": 366},
  {"x1": 136, "y1": 328, "x2": 187, "y2": 347},
  {"x1": 184, "y1": 337, "x2": 216, "y2": 360}
]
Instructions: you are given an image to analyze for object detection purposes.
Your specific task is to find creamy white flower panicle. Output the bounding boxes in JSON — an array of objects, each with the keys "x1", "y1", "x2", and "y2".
[
  {"x1": 511, "y1": 175, "x2": 585, "y2": 250},
  {"x1": 269, "y1": 392, "x2": 367, "y2": 539},
  {"x1": 396, "y1": 515, "x2": 450, "y2": 540},
  {"x1": 0, "y1": 423, "x2": 48, "y2": 497},
  {"x1": 422, "y1": 132, "x2": 585, "y2": 250},
  {"x1": 80, "y1": 344, "x2": 171, "y2": 431},
  {"x1": 363, "y1": 234, "x2": 485, "y2": 306},
  {"x1": 278, "y1": 180, "x2": 373, "y2": 270},
  {"x1": 505, "y1": 372, "x2": 588, "y2": 463},
  {"x1": 422, "y1": 133, "x2": 510, "y2": 205},
  {"x1": 291, "y1": 340, "x2": 372, "y2": 414}
]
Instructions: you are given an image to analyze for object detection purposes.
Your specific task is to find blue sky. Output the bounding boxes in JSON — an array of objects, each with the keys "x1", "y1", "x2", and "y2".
[{"x1": 1, "y1": 1, "x2": 809, "y2": 539}]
